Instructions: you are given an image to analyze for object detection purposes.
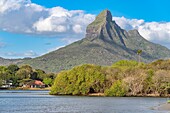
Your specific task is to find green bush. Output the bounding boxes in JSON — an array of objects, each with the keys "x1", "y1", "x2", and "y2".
[
  {"x1": 0, "y1": 79, "x2": 3, "y2": 86},
  {"x1": 112, "y1": 60, "x2": 139, "y2": 67},
  {"x1": 167, "y1": 100, "x2": 170, "y2": 103},
  {"x1": 104, "y1": 80, "x2": 127, "y2": 96},
  {"x1": 43, "y1": 78, "x2": 53, "y2": 86},
  {"x1": 50, "y1": 64, "x2": 106, "y2": 95}
]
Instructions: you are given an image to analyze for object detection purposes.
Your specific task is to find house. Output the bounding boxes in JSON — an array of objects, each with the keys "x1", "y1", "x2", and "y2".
[
  {"x1": 0, "y1": 80, "x2": 13, "y2": 89},
  {"x1": 23, "y1": 80, "x2": 45, "y2": 88}
]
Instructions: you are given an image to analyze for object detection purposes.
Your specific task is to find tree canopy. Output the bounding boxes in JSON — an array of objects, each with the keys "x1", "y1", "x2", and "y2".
[
  {"x1": 50, "y1": 60, "x2": 170, "y2": 96},
  {"x1": 0, "y1": 64, "x2": 56, "y2": 87}
]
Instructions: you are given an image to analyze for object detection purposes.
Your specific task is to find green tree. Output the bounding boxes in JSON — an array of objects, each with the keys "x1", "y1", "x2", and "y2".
[
  {"x1": 30, "y1": 72, "x2": 38, "y2": 80},
  {"x1": 50, "y1": 64, "x2": 106, "y2": 95},
  {"x1": 7, "y1": 64, "x2": 19, "y2": 74},
  {"x1": 0, "y1": 66, "x2": 10, "y2": 81},
  {"x1": 104, "y1": 80, "x2": 127, "y2": 96},
  {"x1": 0, "y1": 79, "x2": 3, "y2": 87},
  {"x1": 49, "y1": 59, "x2": 170, "y2": 97},
  {"x1": 137, "y1": 50, "x2": 142, "y2": 62},
  {"x1": 16, "y1": 65, "x2": 33, "y2": 79},
  {"x1": 47, "y1": 73, "x2": 56, "y2": 79},
  {"x1": 35, "y1": 69, "x2": 47, "y2": 80},
  {"x1": 7, "y1": 64, "x2": 19, "y2": 85},
  {"x1": 43, "y1": 78, "x2": 53, "y2": 87},
  {"x1": 143, "y1": 69, "x2": 154, "y2": 94}
]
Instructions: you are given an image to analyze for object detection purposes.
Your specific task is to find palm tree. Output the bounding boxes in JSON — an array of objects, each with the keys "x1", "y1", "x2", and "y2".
[{"x1": 137, "y1": 50, "x2": 142, "y2": 62}]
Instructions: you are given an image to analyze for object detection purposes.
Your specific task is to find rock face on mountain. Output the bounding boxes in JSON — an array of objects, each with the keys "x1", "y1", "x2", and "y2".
[{"x1": 22, "y1": 10, "x2": 170, "y2": 72}]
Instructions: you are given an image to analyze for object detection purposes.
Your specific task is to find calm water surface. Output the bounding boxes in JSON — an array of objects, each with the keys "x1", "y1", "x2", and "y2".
[{"x1": 0, "y1": 90, "x2": 169, "y2": 113}]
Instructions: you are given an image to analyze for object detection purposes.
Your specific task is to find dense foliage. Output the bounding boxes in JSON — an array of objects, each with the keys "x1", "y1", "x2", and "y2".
[
  {"x1": 51, "y1": 60, "x2": 170, "y2": 96},
  {"x1": 104, "y1": 80, "x2": 127, "y2": 96},
  {"x1": 50, "y1": 64, "x2": 105, "y2": 95},
  {"x1": 0, "y1": 64, "x2": 56, "y2": 87}
]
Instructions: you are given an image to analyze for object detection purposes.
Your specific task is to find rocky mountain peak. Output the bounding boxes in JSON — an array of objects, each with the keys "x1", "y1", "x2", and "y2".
[
  {"x1": 85, "y1": 9, "x2": 127, "y2": 47},
  {"x1": 95, "y1": 9, "x2": 112, "y2": 22}
]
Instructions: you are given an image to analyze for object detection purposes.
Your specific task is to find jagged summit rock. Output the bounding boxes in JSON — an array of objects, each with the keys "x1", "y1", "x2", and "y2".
[
  {"x1": 96, "y1": 9, "x2": 112, "y2": 22},
  {"x1": 86, "y1": 9, "x2": 126, "y2": 46},
  {"x1": 20, "y1": 10, "x2": 170, "y2": 72}
]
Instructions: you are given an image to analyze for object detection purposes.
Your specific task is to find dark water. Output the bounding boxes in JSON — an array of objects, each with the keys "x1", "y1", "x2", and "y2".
[{"x1": 0, "y1": 90, "x2": 169, "y2": 113}]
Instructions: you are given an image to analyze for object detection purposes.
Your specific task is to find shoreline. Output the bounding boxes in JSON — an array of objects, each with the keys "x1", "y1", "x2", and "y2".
[
  {"x1": 50, "y1": 92, "x2": 170, "y2": 98},
  {"x1": 1, "y1": 89, "x2": 170, "y2": 98},
  {"x1": 156, "y1": 103, "x2": 170, "y2": 111},
  {"x1": 0, "y1": 87, "x2": 51, "y2": 91}
]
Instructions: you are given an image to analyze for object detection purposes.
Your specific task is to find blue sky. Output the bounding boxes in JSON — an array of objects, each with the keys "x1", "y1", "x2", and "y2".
[
  {"x1": 32, "y1": 0, "x2": 170, "y2": 21},
  {"x1": 0, "y1": 0, "x2": 170, "y2": 58}
]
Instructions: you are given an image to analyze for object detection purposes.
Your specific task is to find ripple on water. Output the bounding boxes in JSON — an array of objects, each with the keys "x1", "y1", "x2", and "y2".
[{"x1": 0, "y1": 90, "x2": 169, "y2": 113}]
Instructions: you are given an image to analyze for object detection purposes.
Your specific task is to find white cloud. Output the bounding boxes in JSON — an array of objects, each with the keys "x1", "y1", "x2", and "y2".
[
  {"x1": 138, "y1": 22, "x2": 170, "y2": 43},
  {"x1": 33, "y1": 7, "x2": 95, "y2": 35},
  {"x1": 0, "y1": 0, "x2": 48, "y2": 33},
  {"x1": 4, "y1": 50, "x2": 38, "y2": 58},
  {"x1": 0, "y1": 0, "x2": 95, "y2": 40},
  {"x1": 23, "y1": 50, "x2": 38, "y2": 57},
  {"x1": 0, "y1": 0, "x2": 31, "y2": 13},
  {"x1": 72, "y1": 24, "x2": 83, "y2": 33},
  {"x1": 1, "y1": 0, "x2": 170, "y2": 49},
  {"x1": 113, "y1": 17, "x2": 144, "y2": 30},
  {"x1": 113, "y1": 17, "x2": 170, "y2": 46}
]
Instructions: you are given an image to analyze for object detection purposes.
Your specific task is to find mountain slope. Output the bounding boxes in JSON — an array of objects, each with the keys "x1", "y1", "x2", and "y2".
[
  {"x1": 22, "y1": 10, "x2": 170, "y2": 72},
  {"x1": 0, "y1": 57, "x2": 29, "y2": 66}
]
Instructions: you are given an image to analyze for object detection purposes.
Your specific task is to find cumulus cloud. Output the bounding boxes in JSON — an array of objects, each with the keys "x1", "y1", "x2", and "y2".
[
  {"x1": 0, "y1": 0, "x2": 31, "y2": 13},
  {"x1": 1, "y1": 0, "x2": 170, "y2": 49},
  {"x1": 32, "y1": 7, "x2": 95, "y2": 35},
  {"x1": 0, "y1": 0, "x2": 45, "y2": 32},
  {"x1": 0, "y1": 0, "x2": 95, "y2": 39},
  {"x1": 113, "y1": 17, "x2": 170, "y2": 46}
]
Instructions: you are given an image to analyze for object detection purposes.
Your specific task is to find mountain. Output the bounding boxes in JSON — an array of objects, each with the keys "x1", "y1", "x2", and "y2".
[
  {"x1": 0, "y1": 57, "x2": 31, "y2": 66},
  {"x1": 21, "y1": 10, "x2": 170, "y2": 72}
]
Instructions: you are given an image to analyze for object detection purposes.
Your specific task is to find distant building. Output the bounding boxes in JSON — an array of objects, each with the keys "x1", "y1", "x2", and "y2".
[
  {"x1": 0, "y1": 80, "x2": 13, "y2": 88},
  {"x1": 23, "y1": 80, "x2": 45, "y2": 88}
]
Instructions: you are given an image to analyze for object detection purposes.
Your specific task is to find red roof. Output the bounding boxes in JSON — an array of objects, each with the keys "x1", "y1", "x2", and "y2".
[
  {"x1": 27, "y1": 80, "x2": 45, "y2": 85},
  {"x1": 35, "y1": 80, "x2": 44, "y2": 85}
]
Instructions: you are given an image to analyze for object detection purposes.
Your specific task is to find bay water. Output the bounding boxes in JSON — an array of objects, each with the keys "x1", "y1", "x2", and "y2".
[{"x1": 0, "y1": 90, "x2": 169, "y2": 113}]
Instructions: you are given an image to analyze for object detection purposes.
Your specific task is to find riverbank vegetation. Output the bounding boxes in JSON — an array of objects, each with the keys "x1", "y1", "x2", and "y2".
[
  {"x1": 0, "y1": 64, "x2": 56, "y2": 88},
  {"x1": 50, "y1": 60, "x2": 170, "y2": 97},
  {"x1": 1, "y1": 59, "x2": 170, "y2": 97}
]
